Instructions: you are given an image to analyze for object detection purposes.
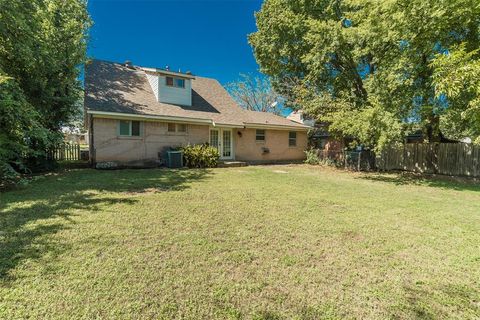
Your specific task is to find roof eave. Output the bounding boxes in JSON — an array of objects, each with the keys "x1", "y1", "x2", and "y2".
[
  {"x1": 142, "y1": 67, "x2": 196, "y2": 79},
  {"x1": 243, "y1": 123, "x2": 311, "y2": 131},
  {"x1": 86, "y1": 110, "x2": 212, "y2": 125}
]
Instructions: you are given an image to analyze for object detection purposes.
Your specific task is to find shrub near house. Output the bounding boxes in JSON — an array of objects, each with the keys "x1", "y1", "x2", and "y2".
[{"x1": 182, "y1": 144, "x2": 219, "y2": 168}]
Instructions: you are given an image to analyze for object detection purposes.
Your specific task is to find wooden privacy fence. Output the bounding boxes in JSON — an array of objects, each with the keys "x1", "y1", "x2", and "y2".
[
  {"x1": 377, "y1": 143, "x2": 480, "y2": 177},
  {"x1": 47, "y1": 143, "x2": 82, "y2": 161}
]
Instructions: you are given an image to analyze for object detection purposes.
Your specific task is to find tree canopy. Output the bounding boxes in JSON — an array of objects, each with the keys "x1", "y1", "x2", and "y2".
[
  {"x1": 249, "y1": 0, "x2": 480, "y2": 150},
  {"x1": 0, "y1": 0, "x2": 90, "y2": 185}
]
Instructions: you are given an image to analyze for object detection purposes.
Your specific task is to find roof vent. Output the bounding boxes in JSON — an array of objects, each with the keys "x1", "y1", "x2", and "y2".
[
  {"x1": 124, "y1": 60, "x2": 134, "y2": 68},
  {"x1": 186, "y1": 71, "x2": 192, "y2": 75}
]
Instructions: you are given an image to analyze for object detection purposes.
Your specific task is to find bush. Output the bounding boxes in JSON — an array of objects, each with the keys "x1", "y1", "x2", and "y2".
[
  {"x1": 181, "y1": 144, "x2": 219, "y2": 168},
  {"x1": 0, "y1": 75, "x2": 59, "y2": 187},
  {"x1": 0, "y1": 162, "x2": 23, "y2": 189},
  {"x1": 304, "y1": 149, "x2": 320, "y2": 165}
]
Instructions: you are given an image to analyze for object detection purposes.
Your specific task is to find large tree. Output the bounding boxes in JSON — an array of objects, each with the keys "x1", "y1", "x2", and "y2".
[
  {"x1": 0, "y1": 0, "x2": 90, "y2": 183},
  {"x1": 0, "y1": 0, "x2": 90, "y2": 131},
  {"x1": 249, "y1": 0, "x2": 480, "y2": 150},
  {"x1": 432, "y1": 45, "x2": 480, "y2": 143}
]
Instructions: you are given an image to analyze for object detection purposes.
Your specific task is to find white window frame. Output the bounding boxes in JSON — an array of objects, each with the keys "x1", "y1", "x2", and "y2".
[
  {"x1": 255, "y1": 129, "x2": 266, "y2": 142},
  {"x1": 118, "y1": 120, "x2": 142, "y2": 137},
  {"x1": 166, "y1": 76, "x2": 186, "y2": 88},
  {"x1": 288, "y1": 131, "x2": 297, "y2": 147},
  {"x1": 209, "y1": 128, "x2": 234, "y2": 160}
]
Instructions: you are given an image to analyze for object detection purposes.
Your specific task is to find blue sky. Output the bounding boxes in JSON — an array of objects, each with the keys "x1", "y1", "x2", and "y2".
[{"x1": 87, "y1": 0, "x2": 263, "y2": 85}]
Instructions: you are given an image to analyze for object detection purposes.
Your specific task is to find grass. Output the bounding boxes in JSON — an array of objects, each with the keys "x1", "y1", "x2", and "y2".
[{"x1": 0, "y1": 165, "x2": 479, "y2": 319}]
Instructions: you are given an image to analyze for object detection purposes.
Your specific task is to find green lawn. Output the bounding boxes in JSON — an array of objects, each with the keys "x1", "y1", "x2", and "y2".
[{"x1": 1, "y1": 166, "x2": 479, "y2": 319}]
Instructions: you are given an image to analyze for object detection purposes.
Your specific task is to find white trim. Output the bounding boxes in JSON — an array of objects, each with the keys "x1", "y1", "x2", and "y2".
[
  {"x1": 117, "y1": 119, "x2": 143, "y2": 137},
  {"x1": 288, "y1": 131, "x2": 297, "y2": 147},
  {"x1": 87, "y1": 110, "x2": 310, "y2": 131},
  {"x1": 87, "y1": 110, "x2": 212, "y2": 125},
  {"x1": 209, "y1": 127, "x2": 234, "y2": 160},
  {"x1": 165, "y1": 76, "x2": 186, "y2": 88},
  {"x1": 212, "y1": 121, "x2": 244, "y2": 129},
  {"x1": 255, "y1": 129, "x2": 266, "y2": 142},
  {"x1": 142, "y1": 67, "x2": 195, "y2": 79}
]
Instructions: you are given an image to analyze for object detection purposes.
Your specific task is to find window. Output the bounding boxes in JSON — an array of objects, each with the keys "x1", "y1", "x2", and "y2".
[
  {"x1": 119, "y1": 120, "x2": 141, "y2": 137},
  {"x1": 289, "y1": 131, "x2": 297, "y2": 147},
  {"x1": 119, "y1": 120, "x2": 130, "y2": 136},
  {"x1": 131, "y1": 121, "x2": 141, "y2": 136},
  {"x1": 167, "y1": 123, "x2": 188, "y2": 133},
  {"x1": 166, "y1": 76, "x2": 185, "y2": 88},
  {"x1": 177, "y1": 124, "x2": 187, "y2": 133},
  {"x1": 256, "y1": 129, "x2": 265, "y2": 142},
  {"x1": 175, "y1": 78, "x2": 185, "y2": 88}
]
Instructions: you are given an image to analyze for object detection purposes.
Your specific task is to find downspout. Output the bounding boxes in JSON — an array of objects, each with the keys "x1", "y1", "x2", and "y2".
[{"x1": 89, "y1": 114, "x2": 95, "y2": 167}]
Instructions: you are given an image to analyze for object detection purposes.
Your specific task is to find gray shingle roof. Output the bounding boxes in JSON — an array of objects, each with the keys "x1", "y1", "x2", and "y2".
[{"x1": 85, "y1": 59, "x2": 309, "y2": 129}]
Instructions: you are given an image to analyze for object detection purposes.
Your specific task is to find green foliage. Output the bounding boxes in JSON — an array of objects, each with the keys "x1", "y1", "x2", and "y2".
[
  {"x1": 181, "y1": 144, "x2": 220, "y2": 168},
  {"x1": 0, "y1": 162, "x2": 22, "y2": 189},
  {"x1": 0, "y1": 74, "x2": 57, "y2": 184},
  {"x1": 0, "y1": 0, "x2": 91, "y2": 131},
  {"x1": 249, "y1": 0, "x2": 480, "y2": 149},
  {"x1": 0, "y1": 0, "x2": 90, "y2": 185},
  {"x1": 304, "y1": 149, "x2": 320, "y2": 165},
  {"x1": 431, "y1": 44, "x2": 480, "y2": 143},
  {"x1": 327, "y1": 102, "x2": 403, "y2": 152}
]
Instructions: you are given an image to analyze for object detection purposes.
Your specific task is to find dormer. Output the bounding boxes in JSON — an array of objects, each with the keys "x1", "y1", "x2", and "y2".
[{"x1": 144, "y1": 67, "x2": 195, "y2": 106}]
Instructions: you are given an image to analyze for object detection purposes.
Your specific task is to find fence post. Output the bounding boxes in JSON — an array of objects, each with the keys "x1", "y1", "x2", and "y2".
[{"x1": 357, "y1": 151, "x2": 361, "y2": 171}]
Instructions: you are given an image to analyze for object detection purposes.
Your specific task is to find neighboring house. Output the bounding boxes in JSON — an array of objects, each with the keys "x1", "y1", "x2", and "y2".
[
  {"x1": 84, "y1": 60, "x2": 310, "y2": 167},
  {"x1": 287, "y1": 110, "x2": 343, "y2": 150}
]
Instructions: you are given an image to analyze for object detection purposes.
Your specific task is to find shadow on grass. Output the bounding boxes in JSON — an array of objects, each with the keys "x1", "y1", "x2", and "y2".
[
  {"x1": 358, "y1": 171, "x2": 480, "y2": 192},
  {"x1": 0, "y1": 168, "x2": 212, "y2": 282},
  {"x1": 396, "y1": 283, "x2": 479, "y2": 319}
]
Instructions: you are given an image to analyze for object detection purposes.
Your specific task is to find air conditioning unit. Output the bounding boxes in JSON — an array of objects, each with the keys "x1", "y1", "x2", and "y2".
[{"x1": 167, "y1": 150, "x2": 183, "y2": 168}]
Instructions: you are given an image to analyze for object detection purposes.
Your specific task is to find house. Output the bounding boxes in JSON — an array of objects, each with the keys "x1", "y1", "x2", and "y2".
[
  {"x1": 84, "y1": 60, "x2": 310, "y2": 167},
  {"x1": 287, "y1": 110, "x2": 343, "y2": 151}
]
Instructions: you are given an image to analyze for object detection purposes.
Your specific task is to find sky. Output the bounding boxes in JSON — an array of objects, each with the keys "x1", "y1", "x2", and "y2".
[{"x1": 87, "y1": 0, "x2": 264, "y2": 85}]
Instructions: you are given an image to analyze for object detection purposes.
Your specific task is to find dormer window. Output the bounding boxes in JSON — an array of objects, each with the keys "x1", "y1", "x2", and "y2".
[{"x1": 166, "y1": 76, "x2": 185, "y2": 88}]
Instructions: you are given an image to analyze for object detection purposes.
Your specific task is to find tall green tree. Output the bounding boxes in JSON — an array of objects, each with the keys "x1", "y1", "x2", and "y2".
[
  {"x1": 432, "y1": 45, "x2": 480, "y2": 143},
  {"x1": 0, "y1": 0, "x2": 90, "y2": 131},
  {"x1": 0, "y1": 0, "x2": 90, "y2": 183},
  {"x1": 249, "y1": 0, "x2": 480, "y2": 150}
]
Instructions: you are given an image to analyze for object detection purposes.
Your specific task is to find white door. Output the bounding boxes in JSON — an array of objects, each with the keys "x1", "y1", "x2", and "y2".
[
  {"x1": 210, "y1": 128, "x2": 233, "y2": 160},
  {"x1": 222, "y1": 129, "x2": 233, "y2": 159}
]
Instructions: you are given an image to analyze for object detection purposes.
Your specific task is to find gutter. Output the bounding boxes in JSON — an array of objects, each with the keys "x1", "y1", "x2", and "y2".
[
  {"x1": 86, "y1": 110, "x2": 213, "y2": 125},
  {"x1": 243, "y1": 122, "x2": 311, "y2": 131},
  {"x1": 86, "y1": 111, "x2": 311, "y2": 131},
  {"x1": 212, "y1": 121, "x2": 244, "y2": 129}
]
